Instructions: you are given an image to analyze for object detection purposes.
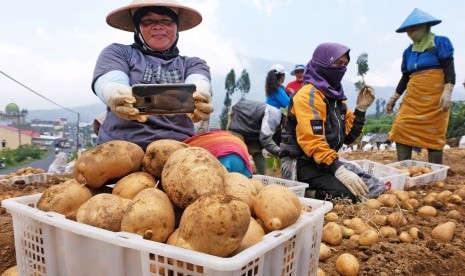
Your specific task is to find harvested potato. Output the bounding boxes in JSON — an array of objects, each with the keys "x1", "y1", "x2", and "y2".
[
  {"x1": 409, "y1": 227, "x2": 422, "y2": 240},
  {"x1": 37, "y1": 179, "x2": 92, "y2": 220},
  {"x1": 224, "y1": 172, "x2": 256, "y2": 213},
  {"x1": 324, "y1": 212, "x2": 339, "y2": 222},
  {"x1": 379, "y1": 226, "x2": 397, "y2": 238},
  {"x1": 142, "y1": 139, "x2": 188, "y2": 178},
  {"x1": 431, "y1": 221, "x2": 456, "y2": 242},
  {"x1": 162, "y1": 147, "x2": 226, "y2": 209},
  {"x1": 336, "y1": 253, "x2": 360, "y2": 276},
  {"x1": 446, "y1": 210, "x2": 461, "y2": 220},
  {"x1": 121, "y1": 188, "x2": 175, "y2": 243},
  {"x1": 250, "y1": 178, "x2": 264, "y2": 193},
  {"x1": 2, "y1": 265, "x2": 17, "y2": 276},
  {"x1": 418, "y1": 206, "x2": 437, "y2": 217},
  {"x1": 322, "y1": 222, "x2": 343, "y2": 246},
  {"x1": 254, "y1": 184, "x2": 301, "y2": 231},
  {"x1": 342, "y1": 227, "x2": 355, "y2": 239},
  {"x1": 317, "y1": 268, "x2": 326, "y2": 276},
  {"x1": 74, "y1": 140, "x2": 144, "y2": 188},
  {"x1": 319, "y1": 243, "x2": 331, "y2": 261},
  {"x1": 175, "y1": 193, "x2": 250, "y2": 257},
  {"x1": 112, "y1": 172, "x2": 157, "y2": 199},
  {"x1": 370, "y1": 214, "x2": 387, "y2": 226},
  {"x1": 231, "y1": 218, "x2": 265, "y2": 255},
  {"x1": 76, "y1": 193, "x2": 131, "y2": 231},
  {"x1": 377, "y1": 194, "x2": 398, "y2": 207},
  {"x1": 358, "y1": 229, "x2": 378, "y2": 246},
  {"x1": 399, "y1": 231, "x2": 413, "y2": 243},
  {"x1": 365, "y1": 199, "x2": 381, "y2": 210},
  {"x1": 386, "y1": 212, "x2": 407, "y2": 228},
  {"x1": 436, "y1": 190, "x2": 453, "y2": 204}
]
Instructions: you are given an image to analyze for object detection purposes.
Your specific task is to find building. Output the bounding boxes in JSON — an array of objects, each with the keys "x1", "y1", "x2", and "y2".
[
  {"x1": 0, "y1": 103, "x2": 27, "y2": 124},
  {"x1": 0, "y1": 125, "x2": 40, "y2": 149}
]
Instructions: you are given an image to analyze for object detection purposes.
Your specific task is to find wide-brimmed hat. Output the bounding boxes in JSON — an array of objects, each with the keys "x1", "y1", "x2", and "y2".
[
  {"x1": 290, "y1": 64, "x2": 305, "y2": 76},
  {"x1": 396, "y1": 8, "x2": 441, "y2": 33},
  {"x1": 107, "y1": 0, "x2": 202, "y2": 32}
]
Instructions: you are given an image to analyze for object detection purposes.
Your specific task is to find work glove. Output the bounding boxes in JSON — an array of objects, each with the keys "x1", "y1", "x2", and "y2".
[
  {"x1": 262, "y1": 149, "x2": 273, "y2": 158},
  {"x1": 439, "y1": 83, "x2": 453, "y2": 112},
  {"x1": 334, "y1": 165, "x2": 368, "y2": 197},
  {"x1": 102, "y1": 83, "x2": 148, "y2": 122},
  {"x1": 188, "y1": 80, "x2": 214, "y2": 123},
  {"x1": 385, "y1": 92, "x2": 401, "y2": 114},
  {"x1": 355, "y1": 85, "x2": 375, "y2": 112}
]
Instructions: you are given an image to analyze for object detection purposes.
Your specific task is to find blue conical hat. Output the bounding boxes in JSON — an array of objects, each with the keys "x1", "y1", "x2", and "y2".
[{"x1": 396, "y1": 8, "x2": 441, "y2": 33}]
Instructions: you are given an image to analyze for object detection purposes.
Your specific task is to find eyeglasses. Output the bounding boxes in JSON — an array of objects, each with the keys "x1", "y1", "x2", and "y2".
[{"x1": 140, "y1": 18, "x2": 175, "y2": 28}]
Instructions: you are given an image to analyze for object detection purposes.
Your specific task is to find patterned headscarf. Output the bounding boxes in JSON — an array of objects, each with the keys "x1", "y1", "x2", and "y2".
[{"x1": 304, "y1": 42, "x2": 350, "y2": 100}]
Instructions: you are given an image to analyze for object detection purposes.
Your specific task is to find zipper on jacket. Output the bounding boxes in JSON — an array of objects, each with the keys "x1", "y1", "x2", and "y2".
[{"x1": 334, "y1": 101, "x2": 342, "y2": 149}]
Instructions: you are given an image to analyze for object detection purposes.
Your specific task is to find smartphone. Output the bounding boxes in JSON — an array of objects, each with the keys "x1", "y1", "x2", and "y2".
[{"x1": 132, "y1": 83, "x2": 196, "y2": 114}]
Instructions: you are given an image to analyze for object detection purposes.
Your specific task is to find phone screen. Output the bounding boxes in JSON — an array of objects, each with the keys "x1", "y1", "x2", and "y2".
[{"x1": 132, "y1": 84, "x2": 196, "y2": 114}]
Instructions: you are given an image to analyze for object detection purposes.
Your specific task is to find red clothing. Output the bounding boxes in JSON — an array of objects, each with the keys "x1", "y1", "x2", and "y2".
[{"x1": 285, "y1": 80, "x2": 304, "y2": 96}]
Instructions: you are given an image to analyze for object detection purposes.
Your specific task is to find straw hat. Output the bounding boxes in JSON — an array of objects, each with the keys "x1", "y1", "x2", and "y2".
[{"x1": 106, "y1": 0, "x2": 202, "y2": 32}]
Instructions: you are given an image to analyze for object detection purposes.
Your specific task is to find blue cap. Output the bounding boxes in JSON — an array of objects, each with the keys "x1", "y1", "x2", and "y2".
[
  {"x1": 290, "y1": 64, "x2": 305, "y2": 76},
  {"x1": 396, "y1": 8, "x2": 441, "y2": 33}
]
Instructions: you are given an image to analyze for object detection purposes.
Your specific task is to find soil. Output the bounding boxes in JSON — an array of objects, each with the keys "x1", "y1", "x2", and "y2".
[{"x1": 1, "y1": 149, "x2": 465, "y2": 275}]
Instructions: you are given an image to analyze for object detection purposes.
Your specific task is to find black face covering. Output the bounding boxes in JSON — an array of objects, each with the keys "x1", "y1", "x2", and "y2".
[{"x1": 132, "y1": 6, "x2": 180, "y2": 60}]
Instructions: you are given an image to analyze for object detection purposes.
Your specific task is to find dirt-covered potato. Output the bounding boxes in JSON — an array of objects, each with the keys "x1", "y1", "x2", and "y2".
[
  {"x1": 74, "y1": 141, "x2": 144, "y2": 188},
  {"x1": 121, "y1": 188, "x2": 175, "y2": 242},
  {"x1": 76, "y1": 193, "x2": 131, "y2": 231},
  {"x1": 112, "y1": 171, "x2": 157, "y2": 199},
  {"x1": 231, "y1": 218, "x2": 265, "y2": 255},
  {"x1": 224, "y1": 172, "x2": 256, "y2": 213},
  {"x1": 254, "y1": 184, "x2": 301, "y2": 231},
  {"x1": 37, "y1": 179, "x2": 92, "y2": 220},
  {"x1": 174, "y1": 193, "x2": 251, "y2": 257},
  {"x1": 142, "y1": 139, "x2": 188, "y2": 178},
  {"x1": 161, "y1": 147, "x2": 226, "y2": 209}
]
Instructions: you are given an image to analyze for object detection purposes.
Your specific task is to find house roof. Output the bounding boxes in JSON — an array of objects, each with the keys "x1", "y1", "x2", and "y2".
[{"x1": 0, "y1": 125, "x2": 40, "y2": 138}]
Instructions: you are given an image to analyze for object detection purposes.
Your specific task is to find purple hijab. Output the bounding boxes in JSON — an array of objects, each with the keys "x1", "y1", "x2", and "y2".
[{"x1": 303, "y1": 42, "x2": 350, "y2": 100}]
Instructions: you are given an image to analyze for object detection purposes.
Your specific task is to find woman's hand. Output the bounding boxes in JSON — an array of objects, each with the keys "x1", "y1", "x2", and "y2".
[
  {"x1": 102, "y1": 83, "x2": 148, "y2": 122},
  {"x1": 356, "y1": 85, "x2": 375, "y2": 112}
]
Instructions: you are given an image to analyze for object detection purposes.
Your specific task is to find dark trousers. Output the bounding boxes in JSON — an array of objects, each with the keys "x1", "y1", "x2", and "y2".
[
  {"x1": 396, "y1": 142, "x2": 443, "y2": 164},
  {"x1": 297, "y1": 159, "x2": 356, "y2": 202}
]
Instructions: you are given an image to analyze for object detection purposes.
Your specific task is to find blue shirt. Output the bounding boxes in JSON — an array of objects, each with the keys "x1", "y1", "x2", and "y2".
[
  {"x1": 266, "y1": 85, "x2": 290, "y2": 109},
  {"x1": 401, "y1": 36, "x2": 454, "y2": 74}
]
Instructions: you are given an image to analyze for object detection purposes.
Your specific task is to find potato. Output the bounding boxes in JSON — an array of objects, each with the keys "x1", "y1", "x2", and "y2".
[
  {"x1": 409, "y1": 227, "x2": 422, "y2": 240},
  {"x1": 379, "y1": 226, "x2": 397, "y2": 238},
  {"x1": 377, "y1": 194, "x2": 398, "y2": 207},
  {"x1": 431, "y1": 221, "x2": 456, "y2": 242},
  {"x1": 76, "y1": 193, "x2": 131, "y2": 231},
  {"x1": 2, "y1": 265, "x2": 17, "y2": 276},
  {"x1": 322, "y1": 222, "x2": 343, "y2": 246},
  {"x1": 142, "y1": 139, "x2": 188, "y2": 178},
  {"x1": 418, "y1": 206, "x2": 437, "y2": 217},
  {"x1": 74, "y1": 140, "x2": 144, "y2": 188},
  {"x1": 336, "y1": 253, "x2": 360, "y2": 276},
  {"x1": 250, "y1": 178, "x2": 264, "y2": 193},
  {"x1": 446, "y1": 210, "x2": 461, "y2": 220},
  {"x1": 121, "y1": 188, "x2": 175, "y2": 242},
  {"x1": 399, "y1": 231, "x2": 413, "y2": 243},
  {"x1": 364, "y1": 199, "x2": 381, "y2": 210},
  {"x1": 358, "y1": 229, "x2": 378, "y2": 246},
  {"x1": 161, "y1": 147, "x2": 226, "y2": 209},
  {"x1": 224, "y1": 172, "x2": 256, "y2": 213},
  {"x1": 319, "y1": 243, "x2": 331, "y2": 261},
  {"x1": 175, "y1": 193, "x2": 250, "y2": 257},
  {"x1": 386, "y1": 212, "x2": 407, "y2": 228},
  {"x1": 370, "y1": 214, "x2": 387, "y2": 226},
  {"x1": 342, "y1": 227, "x2": 355, "y2": 239},
  {"x1": 254, "y1": 184, "x2": 301, "y2": 231},
  {"x1": 324, "y1": 212, "x2": 339, "y2": 222},
  {"x1": 112, "y1": 172, "x2": 157, "y2": 199},
  {"x1": 317, "y1": 268, "x2": 326, "y2": 276},
  {"x1": 37, "y1": 179, "x2": 92, "y2": 220},
  {"x1": 231, "y1": 218, "x2": 265, "y2": 255}
]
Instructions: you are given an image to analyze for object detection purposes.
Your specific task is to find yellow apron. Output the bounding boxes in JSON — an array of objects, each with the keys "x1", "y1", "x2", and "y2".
[{"x1": 388, "y1": 69, "x2": 449, "y2": 150}]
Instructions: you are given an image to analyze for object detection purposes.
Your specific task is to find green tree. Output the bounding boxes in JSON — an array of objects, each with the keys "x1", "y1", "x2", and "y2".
[
  {"x1": 447, "y1": 100, "x2": 465, "y2": 138},
  {"x1": 220, "y1": 69, "x2": 237, "y2": 129},
  {"x1": 236, "y1": 69, "x2": 251, "y2": 101},
  {"x1": 375, "y1": 98, "x2": 381, "y2": 118}
]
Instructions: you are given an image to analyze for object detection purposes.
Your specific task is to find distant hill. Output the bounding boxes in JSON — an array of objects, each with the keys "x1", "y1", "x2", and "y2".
[{"x1": 27, "y1": 103, "x2": 107, "y2": 123}]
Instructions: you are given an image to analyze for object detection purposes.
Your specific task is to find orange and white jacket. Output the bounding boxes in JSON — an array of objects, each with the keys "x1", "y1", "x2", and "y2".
[{"x1": 280, "y1": 84, "x2": 366, "y2": 174}]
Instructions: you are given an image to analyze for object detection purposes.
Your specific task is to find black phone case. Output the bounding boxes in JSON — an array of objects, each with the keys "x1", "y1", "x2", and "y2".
[{"x1": 132, "y1": 84, "x2": 196, "y2": 114}]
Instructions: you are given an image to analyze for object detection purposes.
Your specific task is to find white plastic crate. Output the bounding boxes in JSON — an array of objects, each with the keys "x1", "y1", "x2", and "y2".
[
  {"x1": 3, "y1": 193, "x2": 332, "y2": 276},
  {"x1": 353, "y1": 160, "x2": 409, "y2": 190},
  {"x1": 252, "y1": 175, "x2": 309, "y2": 197},
  {"x1": 387, "y1": 160, "x2": 449, "y2": 189}
]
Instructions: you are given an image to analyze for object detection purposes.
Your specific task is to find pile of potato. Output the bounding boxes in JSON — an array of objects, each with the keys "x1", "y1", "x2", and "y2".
[
  {"x1": 4, "y1": 167, "x2": 45, "y2": 179},
  {"x1": 395, "y1": 165, "x2": 432, "y2": 177},
  {"x1": 37, "y1": 139, "x2": 306, "y2": 258}
]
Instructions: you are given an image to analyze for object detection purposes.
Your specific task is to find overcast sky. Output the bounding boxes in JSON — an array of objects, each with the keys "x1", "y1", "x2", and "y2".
[{"x1": 1, "y1": 0, "x2": 464, "y2": 112}]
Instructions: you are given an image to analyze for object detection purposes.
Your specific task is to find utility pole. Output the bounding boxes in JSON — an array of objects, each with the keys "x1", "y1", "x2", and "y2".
[
  {"x1": 17, "y1": 112, "x2": 21, "y2": 147},
  {"x1": 76, "y1": 113, "x2": 80, "y2": 154}
]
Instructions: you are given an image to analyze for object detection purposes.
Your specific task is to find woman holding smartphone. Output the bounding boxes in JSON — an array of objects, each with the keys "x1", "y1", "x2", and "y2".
[{"x1": 92, "y1": 0, "x2": 213, "y2": 150}]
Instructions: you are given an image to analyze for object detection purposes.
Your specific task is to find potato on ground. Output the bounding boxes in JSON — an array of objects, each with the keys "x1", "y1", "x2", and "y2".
[
  {"x1": 37, "y1": 179, "x2": 92, "y2": 220},
  {"x1": 121, "y1": 188, "x2": 175, "y2": 242},
  {"x1": 336, "y1": 253, "x2": 360, "y2": 276},
  {"x1": 112, "y1": 171, "x2": 157, "y2": 199},
  {"x1": 231, "y1": 218, "x2": 265, "y2": 255},
  {"x1": 322, "y1": 222, "x2": 343, "y2": 245},
  {"x1": 142, "y1": 139, "x2": 188, "y2": 178},
  {"x1": 76, "y1": 193, "x2": 131, "y2": 231},
  {"x1": 224, "y1": 172, "x2": 256, "y2": 213},
  {"x1": 254, "y1": 184, "x2": 301, "y2": 231},
  {"x1": 2, "y1": 265, "x2": 18, "y2": 276},
  {"x1": 74, "y1": 140, "x2": 144, "y2": 188},
  {"x1": 431, "y1": 221, "x2": 456, "y2": 242},
  {"x1": 161, "y1": 147, "x2": 226, "y2": 209},
  {"x1": 174, "y1": 193, "x2": 250, "y2": 257}
]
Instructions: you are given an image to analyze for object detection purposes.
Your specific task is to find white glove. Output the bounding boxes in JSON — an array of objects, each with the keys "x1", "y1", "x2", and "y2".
[
  {"x1": 439, "y1": 83, "x2": 453, "y2": 112},
  {"x1": 262, "y1": 149, "x2": 272, "y2": 158},
  {"x1": 102, "y1": 83, "x2": 148, "y2": 122},
  {"x1": 334, "y1": 166, "x2": 368, "y2": 197},
  {"x1": 385, "y1": 92, "x2": 401, "y2": 114},
  {"x1": 189, "y1": 79, "x2": 214, "y2": 123},
  {"x1": 356, "y1": 85, "x2": 375, "y2": 112}
]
